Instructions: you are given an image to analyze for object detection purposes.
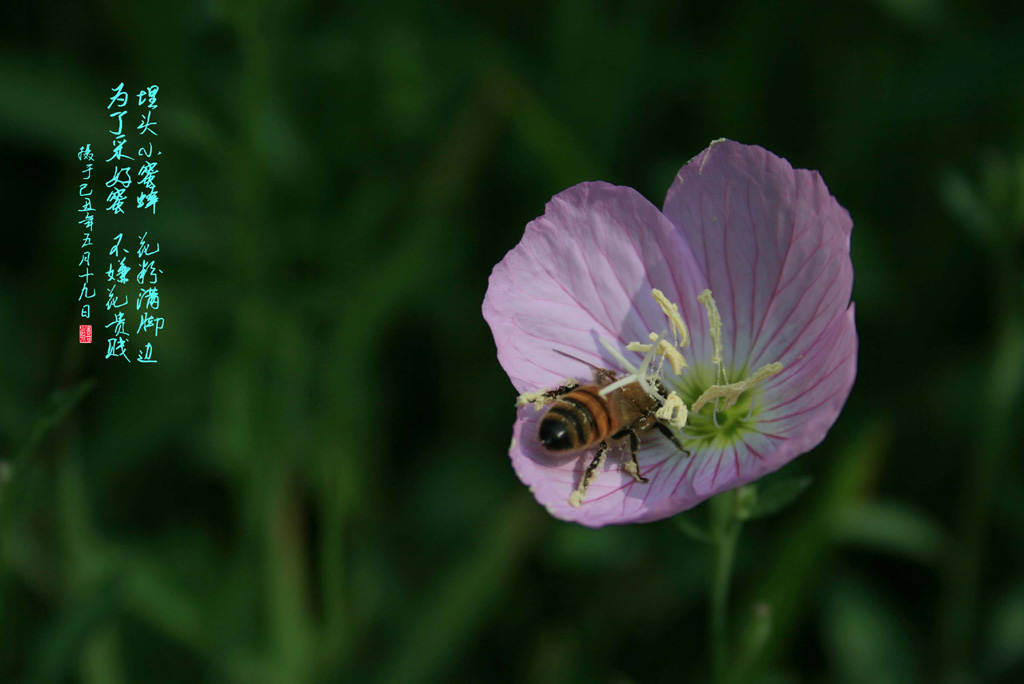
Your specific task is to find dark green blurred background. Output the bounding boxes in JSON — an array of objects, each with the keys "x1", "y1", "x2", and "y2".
[{"x1": 2, "y1": 1, "x2": 1024, "y2": 683}]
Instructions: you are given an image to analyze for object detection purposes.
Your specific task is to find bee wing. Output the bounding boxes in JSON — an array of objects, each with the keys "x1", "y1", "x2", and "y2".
[{"x1": 552, "y1": 349, "x2": 619, "y2": 386}]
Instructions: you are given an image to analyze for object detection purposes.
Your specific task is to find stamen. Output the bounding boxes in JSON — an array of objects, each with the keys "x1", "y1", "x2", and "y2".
[
  {"x1": 656, "y1": 392, "x2": 688, "y2": 430},
  {"x1": 698, "y1": 289, "x2": 727, "y2": 383},
  {"x1": 626, "y1": 333, "x2": 688, "y2": 374},
  {"x1": 712, "y1": 399, "x2": 721, "y2": 428},
  {"x1": 600, "y1": 330, "x2": 667, "y2": 401},
  {"x1": 651, "y1": 288, "x2": 690, "y2": 348},
  {"x1": 744, "y1": 387, "x2": 758, "y2": 421},
  {"x1": 654, "y1": 345, "x2": 667, "y2": 377},
  {"x1": 691, "y1": 362, "x2": 783, "y2": 414},
  {"x1": 621, "y1": 290, "x2": 691, "y2": 380},
  {"x1": 635, "y1": 330, "x2": 667, "y2": 401},
  {"x1": 599, "y1": 337, "x2": 639, "y2": 374},
  {"x1": 598, "y1": 373, "x2": 640, "y2": 396},
  {"x1": 655, "y1": 336, "x2": 687, "y2": 374},
  {"x1": 624, "y1": 341, "x2": 652, "y2": 353}
]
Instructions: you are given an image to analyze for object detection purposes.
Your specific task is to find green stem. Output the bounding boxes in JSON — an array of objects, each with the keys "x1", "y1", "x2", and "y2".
[{"x1": 710, "y1": 489, "x2": 743, "y2": 684}]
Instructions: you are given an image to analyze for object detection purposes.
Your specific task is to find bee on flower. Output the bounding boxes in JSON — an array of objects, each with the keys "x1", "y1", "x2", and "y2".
[{"x1": 483, "y1": 140, "x2": 857, "y2": 527}]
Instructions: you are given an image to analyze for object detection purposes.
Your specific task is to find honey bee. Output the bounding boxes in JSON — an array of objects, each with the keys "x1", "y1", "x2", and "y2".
[{"x1": 535, "y1": 352, "x2": 688, "y2": 504}]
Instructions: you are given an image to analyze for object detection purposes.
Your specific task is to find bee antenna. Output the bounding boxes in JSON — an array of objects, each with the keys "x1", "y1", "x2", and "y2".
[{"x1": 552, "y1": 349, "x2": 601, "y2": 369}]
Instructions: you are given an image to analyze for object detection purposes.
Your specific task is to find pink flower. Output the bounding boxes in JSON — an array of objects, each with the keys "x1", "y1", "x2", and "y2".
[{"x1": 483, "y1": 140, "x2": 857, "y2": 527}]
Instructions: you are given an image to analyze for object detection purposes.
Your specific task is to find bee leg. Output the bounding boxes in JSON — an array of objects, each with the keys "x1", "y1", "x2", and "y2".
[
  {"x1": 543, "y1": 381, "x2": 578, "y2": 401},
  {"x1": 517, "y1": 379, "x2": 579, "y2": 408},
  {"x1": 569, "y1": 441, "x2": 608, "y2": 508},
  {"x1": 612, "y1": 428, "x2": 649, "y2": 484},
  {"x1": 655, "y1": 422, "x2": 690, "y2": 457}
]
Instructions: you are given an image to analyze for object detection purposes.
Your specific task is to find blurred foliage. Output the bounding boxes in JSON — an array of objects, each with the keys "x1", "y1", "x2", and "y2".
[{"x1": 2, "y1": 0, "x2": 1024, "y2": 683}]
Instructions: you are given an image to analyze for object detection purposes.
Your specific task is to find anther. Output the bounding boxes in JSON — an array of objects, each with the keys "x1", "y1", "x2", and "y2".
[
  {"x1": 691, "y1": 362, "x2": 783, "y2": 414},
  {"x1": 698, "y1": 289, "x2": 726, "y2": 383},
  {"x1": 656, "y1": 392, "x2": 688, "y2": 430},
  {"x1": 651, "y1": 288, "x2": 690, "y2": 348},
  {"x1": 626, "y1": 333, "x2": 688, "y2": 375}
]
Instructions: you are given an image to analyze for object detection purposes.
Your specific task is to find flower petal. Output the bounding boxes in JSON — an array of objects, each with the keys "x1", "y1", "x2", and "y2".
[
  {"x1": 483, "y1": 181, "x2": 710, "y2": 393},
  {"x1": 662, "y1": 140, "x2": 853, "y2": 375}
]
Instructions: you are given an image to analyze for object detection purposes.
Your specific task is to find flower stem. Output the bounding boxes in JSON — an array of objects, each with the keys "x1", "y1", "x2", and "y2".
[{"x1": 709, "y1": 488, "x2": 744, "y2": 684}]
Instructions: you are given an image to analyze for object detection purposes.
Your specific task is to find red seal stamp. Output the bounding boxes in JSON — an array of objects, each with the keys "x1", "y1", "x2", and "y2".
[{"x1": 79, "y1": 324, "x2": 92, "y2": 343}]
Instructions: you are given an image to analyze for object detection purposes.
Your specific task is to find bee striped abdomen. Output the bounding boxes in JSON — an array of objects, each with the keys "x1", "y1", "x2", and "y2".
[{"x1": 539, "y1": 386, "x2": 615, "y2": 452}]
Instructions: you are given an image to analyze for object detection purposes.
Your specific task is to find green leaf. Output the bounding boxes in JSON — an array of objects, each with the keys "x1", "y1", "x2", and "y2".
[
  {"x1": 17, "y1": 378, "x2": 97, "y2": 462},
  {"x1": 983, "y1": 581, "x2": 1024, "y2": 676},
  {"x1": 747, "y1": 477, "x2": 813, "y2": 519},
  {"x1": 26, "y1": 579, "x2": 121, "y2": 684},
  {"x1": 866, "y1": 0, "x2": 943, "y2": 28},
  {"x1": 1, "y1": 379, "x2": 96, "y2": 510},
  {"x1": 374, "y1": 497, "x2": 541, "y2": 684},
  {"x1": 822, "y1": 574, "x2": 919, "y2": 684},
  {"x1": 832, "y1": 501, "x2": 946, "y2": 565}
]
